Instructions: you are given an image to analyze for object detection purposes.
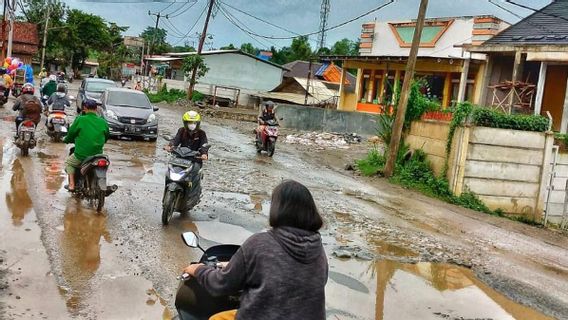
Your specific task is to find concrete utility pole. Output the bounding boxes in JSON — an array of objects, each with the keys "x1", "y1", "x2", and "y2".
[
  {"x1": 6, "y1": 0, "x2": 15, "y2": 57},
  {"x1": 304, "y1": 59, "x2": 313, "y2": 105},
  {"x1": 146, "y1": 11, "x2": 167, "y2": 76},
  {"x1": 187, "y1": 0, "x2": 215, "y2": 99},
  {"x1": 40, "y1": 0, "x2": 51, "y2": 72},
  {"x1": 383, "y1": 0, "x2": 429, "y2": 178}
]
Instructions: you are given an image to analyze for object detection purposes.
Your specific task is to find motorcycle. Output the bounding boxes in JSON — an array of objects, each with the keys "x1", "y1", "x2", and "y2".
[
  {"x1": 255, "y1": 119, "x2": 279, "y2": 157},
  {"x1": 46, "y1": 110, "x2": 69, "y2": 142},
  {"x1": 69, "y1": 148, "x2": 118, "y2": 212},
  {"x1": 121, "y1": 79, "x2": 127, "y2": 87},
  {"x1": 175, "y1": 231, "x2": 240, "y2": 320},
  {"x1": 0, "y1": 84, "x2": 8, "y2": 106},
  {"x1": 162, "y1": 145, "x2": 209, "y2": 225},
  {"x1": 15, "y1": 120, "x2": 37, "y2": 156}
]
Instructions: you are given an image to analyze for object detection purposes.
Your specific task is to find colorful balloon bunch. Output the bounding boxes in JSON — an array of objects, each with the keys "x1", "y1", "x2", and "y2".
[{"x1": 2, "y1": 57, "x2": 34, "y2": 84}]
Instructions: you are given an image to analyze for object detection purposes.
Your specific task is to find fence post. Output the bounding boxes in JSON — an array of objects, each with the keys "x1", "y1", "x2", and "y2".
[
  {"x1": 450, "y1": 125, "x2": 471, "y2": 195},
  {"x1": 538, "y1": 132, "x2": 555, "y2": 223}
]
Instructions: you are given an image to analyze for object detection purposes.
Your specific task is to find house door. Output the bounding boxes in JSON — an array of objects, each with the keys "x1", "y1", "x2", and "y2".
[{"x1": 541, "y1": 65, "x2": 568, "y2": 131}]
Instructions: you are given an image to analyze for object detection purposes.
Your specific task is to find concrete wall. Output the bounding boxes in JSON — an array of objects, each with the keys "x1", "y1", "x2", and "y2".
[
  {"x1": 198, "y1": 53, "x2": 283, "y2": 92},
  {"x1": 406, "y1": 121, "x2": 450, "y2": 176},
  {"x1": 276, "y1": 104, "x2": 377, "y2": 136},
  {"x1": 405, "y1": 120, "x2": 554, "y2": 219},
  {"x1": 544, "y1": 152, "x2": 568, "y2": 225}
]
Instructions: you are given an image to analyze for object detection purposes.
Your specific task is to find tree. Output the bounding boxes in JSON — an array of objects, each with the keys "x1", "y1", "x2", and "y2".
[
  {"x1": 140, "y1": 27, "x2": 170, "y2": 54},
  {"x1": 181, "y1": 55, "x2": 209, "y2": 98},
  {"x1": 330, "y1": 38, "x2": 359, "y2": 56},
  {"x1": 65, "y1": 9, "x2": 112, "y2": 72},
  {"x1": 240, "y1": 43, "x2": 257, "y2": 55},
  {"x1": 289, "y1": 36, "x2": 312, "y2": 62},
  {"x1": 171, "y1": 45, "x2": 195, "y2": 53},
  {"x1": 220, "y1": 43, "x2": 236, "y2": 50}
]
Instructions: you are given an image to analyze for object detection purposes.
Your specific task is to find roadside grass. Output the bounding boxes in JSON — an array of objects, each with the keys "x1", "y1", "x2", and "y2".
[{"x1": 145, "y1": 84, "x2": 205, "y2": 104}]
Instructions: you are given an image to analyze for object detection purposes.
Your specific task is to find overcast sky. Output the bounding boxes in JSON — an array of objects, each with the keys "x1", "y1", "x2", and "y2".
[{"x1": 58, "y1": 0, "x2": 553, "y2": 49}]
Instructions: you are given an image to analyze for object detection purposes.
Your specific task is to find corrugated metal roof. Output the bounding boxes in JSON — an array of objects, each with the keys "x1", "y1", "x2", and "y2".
[{"x1": 484, "y1": 0, "x2": 568, "y2": 46}]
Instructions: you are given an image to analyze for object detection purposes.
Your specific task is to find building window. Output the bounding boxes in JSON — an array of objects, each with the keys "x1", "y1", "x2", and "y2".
[{"x1": 359, "y1": 69, "x2": 371, "y2": 102}]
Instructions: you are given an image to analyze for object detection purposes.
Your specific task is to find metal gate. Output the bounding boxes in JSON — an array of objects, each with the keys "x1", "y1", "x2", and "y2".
[{"x1": 543, "y1": 145, "x2": 568, "y2": 229}]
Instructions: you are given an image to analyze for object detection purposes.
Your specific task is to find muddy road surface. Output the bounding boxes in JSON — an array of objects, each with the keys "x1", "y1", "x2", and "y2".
[{"x1": 1, "y1": 84, "x2": 567, "y2": 320}]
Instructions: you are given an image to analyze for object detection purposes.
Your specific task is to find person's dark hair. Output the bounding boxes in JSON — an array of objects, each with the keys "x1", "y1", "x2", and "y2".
[
  {"x1": 269, "y1": 180, "x2": 323, "y2": 232},
  {"x1": 83, "y1": 99, "x2": 98, "y2": 110}
]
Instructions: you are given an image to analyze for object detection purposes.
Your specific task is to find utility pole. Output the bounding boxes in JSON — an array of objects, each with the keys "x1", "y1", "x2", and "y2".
[
  {"x1": 187, "y1": 0, "x2": 215, "y2": 99},
  {"x1": 6, "y1": 0, "x2": 15, "y2": 57},
  {"x1": 304, "y1": 59, "x2": 313, "y2": 105},
  {"x1": 146, "y1": 11, "x2": 167, "y2": 76},
  {"x1": 383, "y1": 0, "x2": 429, "y2": 178},
  {"x1": 40, "y1": 0, "x2": 51, "y2": 72}
]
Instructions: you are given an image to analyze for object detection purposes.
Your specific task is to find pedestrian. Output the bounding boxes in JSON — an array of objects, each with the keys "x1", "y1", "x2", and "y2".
[{"x1": 183, "y1": 180, "x2": 328, "y2": 320}]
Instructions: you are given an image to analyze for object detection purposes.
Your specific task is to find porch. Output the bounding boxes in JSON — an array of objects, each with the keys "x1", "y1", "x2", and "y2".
[{"x1": 332, "y1": 56, "x2": 485, "y2": 113}]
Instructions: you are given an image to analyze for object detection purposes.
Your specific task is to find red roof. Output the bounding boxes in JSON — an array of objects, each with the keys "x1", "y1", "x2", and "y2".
[{"x1": 13, "y1": 22, "x2": 39, "y2": 46}]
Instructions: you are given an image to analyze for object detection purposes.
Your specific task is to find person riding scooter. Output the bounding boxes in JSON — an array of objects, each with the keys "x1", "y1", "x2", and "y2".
[
  {"x1": 41, "y1": 74, "x2": 57, "y2": 98},
  {"x1": 0, "y1": 67, "x2": 13, "y2": 99},
  {"x1": 12, "y1": 83, "x2": 41, "y2": 131},
  {"x1": 165, "y1": 111, "x2": 209, "y2": 162},
  {"x1": 256, "y1": 101, "x2": 277, "y2": 136},
  {"x1": 47, "y1": 83, "x2": 70, "y2": 113},
  {"x1": 63, "y1": 99, "x2": 110, "y2": 192}
]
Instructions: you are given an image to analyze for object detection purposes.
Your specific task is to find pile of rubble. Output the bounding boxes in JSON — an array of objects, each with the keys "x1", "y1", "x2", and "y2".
[{"x1": 284, "y1": 132, "x2": 362, "y2": 149}]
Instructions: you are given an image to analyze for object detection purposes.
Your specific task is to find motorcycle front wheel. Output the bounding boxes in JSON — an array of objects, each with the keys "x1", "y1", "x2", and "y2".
[
  {"x1": 162, "y1": 190, "x2": 177, "y2": 225},
  {"x1": 267, "y1": 140, "x2": 276, "y2": 157}
]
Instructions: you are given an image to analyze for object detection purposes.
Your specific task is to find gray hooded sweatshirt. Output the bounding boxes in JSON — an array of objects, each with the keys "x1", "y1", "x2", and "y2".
[{"x1": 195, "y1": 226, "x2": 328, "y2": 320}]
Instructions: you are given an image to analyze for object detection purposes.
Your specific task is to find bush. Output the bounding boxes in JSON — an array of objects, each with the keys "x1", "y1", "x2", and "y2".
[
  {"x1": 471, "y1": 107, "x2": 549, "y2": 132},
  {"x1": 356, "y1": 148, "x2": 385, "y2": 176},
  {"x1": 191, "y1": 90, "x2": 205, "y2": 102},
  {"x1": 145, "y1": 87, "x2": 187, "y2": 104},
  {"x1": 404, "y1": 80, "x2": 440, "y2": 129}
]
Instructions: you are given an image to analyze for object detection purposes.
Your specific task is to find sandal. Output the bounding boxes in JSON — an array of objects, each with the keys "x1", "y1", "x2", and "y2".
[{"x1": 64, "y1": 185, "x2": 75, "y2": 192}]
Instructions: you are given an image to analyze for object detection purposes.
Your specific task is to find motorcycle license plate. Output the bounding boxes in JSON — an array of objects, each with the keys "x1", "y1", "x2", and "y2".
[{"x1": 52, "y1": 118, "x2": 65, "y2": 124}]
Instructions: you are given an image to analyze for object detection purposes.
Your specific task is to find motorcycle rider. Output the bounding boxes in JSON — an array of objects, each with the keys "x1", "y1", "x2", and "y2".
[
  {"x1": 12, "y1": 83, "x2": 42, "y2": 131},
  {"x1": 183, "y1": 180, "x2": 327, "y2": 320},
  {"x1": 63, "y1": 99, "x2": 109, "y2": 192},
  {"x1": 47, "y1": 83, "x2": 70, "y2": 113},
  {"x1": 256, "y1": 101, "x2": 277, "y2": 139},
  {"x1": 41, "y1": 74, "x2": 57, "y2": 98},
  {"x1": 165, "y1": 111, "x2": 208, "y2": 162},
  {"x1": 38, "y1": 67, "x2": 47, "y2": 79}
]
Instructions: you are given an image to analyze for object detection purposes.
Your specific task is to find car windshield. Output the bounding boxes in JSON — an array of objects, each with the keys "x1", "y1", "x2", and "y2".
[
  {"x1": 108, "y1": 91, "x2": 151, "y2": 109},
  {"x1": 86, "y1": 81, "x2": 114, "y2": 92}
]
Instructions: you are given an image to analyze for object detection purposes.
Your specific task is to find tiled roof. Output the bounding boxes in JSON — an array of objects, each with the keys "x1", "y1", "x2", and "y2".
[
  {"x1": 13, "y1": 22, "x2": 39, "y2": 45},
  {"x1": 484, "y1": 0, "x2": 568, "y2": 46}
]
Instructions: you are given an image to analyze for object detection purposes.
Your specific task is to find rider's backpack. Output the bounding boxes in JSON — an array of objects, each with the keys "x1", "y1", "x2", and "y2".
[{"x1": 22, "y1": 99, "x2": 42, "y2": 124}]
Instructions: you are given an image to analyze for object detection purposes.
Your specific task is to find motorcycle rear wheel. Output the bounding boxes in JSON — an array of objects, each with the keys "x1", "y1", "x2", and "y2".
[
  {"x1": 94, "y1": 191, "x2": 105, "y2": 212},
  {"x1": 162, "y1": 191, "x2": 176, "y2": 225},
  {"x1": 20, "y1": 146, "x2": 29, "y2": 157}
]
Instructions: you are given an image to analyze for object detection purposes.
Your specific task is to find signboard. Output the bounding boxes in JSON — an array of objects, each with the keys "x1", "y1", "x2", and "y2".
[{"x1": 124, "y1": 36, "x2": 144, "y2": 48}]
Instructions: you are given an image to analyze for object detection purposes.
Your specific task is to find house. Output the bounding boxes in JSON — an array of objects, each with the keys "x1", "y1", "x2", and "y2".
[
  {"x1": 467, "y1": 0, "x2": 568, "y2": 132},
  {"x1": 253, "y1": 61, "x2": 356, "y2": 107},
  {"x1": 323, "y1": 15, "x2": 509, "y2": 113},
  {"x1": 145, "y1": 49, "x2": 288, "y2": 92},
  {"x1": 0, "y1": 22, "x2": 39, "y2": 64}
]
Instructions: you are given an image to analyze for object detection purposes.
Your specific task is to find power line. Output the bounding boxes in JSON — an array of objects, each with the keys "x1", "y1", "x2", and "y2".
[
  {"x1": 171, "y1": 2, "x2": 207, "y2": 45},
  {"x1": 504, "y1": 0, "x2": 568, "y2": 23},
  {"x1": 217, "y1": 0, "x2": 394, "y2": 40},
  {"x1": 488, "y1": 0, "x2": 560, "y2": 36},
  {"x1": 159, "y1": 0, "x2": 177, "y2": 13},
  {"x1": 168, "y1": 0, "x2": 198, "y2": 18},
  {"x1": 163, "y1": 18, "x2": 187, "y2": 37},
  {"x1": 217, "y1": 3, "x2": 278, "y2": 49},
  {"x1": 219, "y1": 1, "x2": 300, "y2": 36}
]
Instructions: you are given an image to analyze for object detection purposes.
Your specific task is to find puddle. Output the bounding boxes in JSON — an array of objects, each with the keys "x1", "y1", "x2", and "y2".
[
  {"x1": 38, "y1": 152, "x2": 66, "y2": 194},
  {"x1": 367, "y1": 236, "x2": 418, "y2": 258},
  {"x1": 5, "y1": 159, "x2": 33, "y2": 226},
  {"x1": 327, "y1": 258, "x2": 553, "y2": 320},
  {"x1": 210, "y1": 191, "x2": 270, "y2": 216}
]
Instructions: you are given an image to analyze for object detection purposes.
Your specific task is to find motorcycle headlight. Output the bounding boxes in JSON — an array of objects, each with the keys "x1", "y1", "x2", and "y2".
[
  {"x1": 148, "y1": 113, "x2": 157, "y2": 124},
  {"x1": 168, "y1": 165, "x2": 192, "y2": 181},
  {"x1": 105, "y1": 110, "x2": 118, "y2": 121}
]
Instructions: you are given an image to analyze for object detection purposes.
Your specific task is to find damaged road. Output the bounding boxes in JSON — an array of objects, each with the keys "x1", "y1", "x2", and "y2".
[{"x1": 0, "y1": 86, "x2": 567, "y2": 320}]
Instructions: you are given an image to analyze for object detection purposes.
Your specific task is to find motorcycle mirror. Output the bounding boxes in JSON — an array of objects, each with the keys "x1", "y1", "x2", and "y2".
[
  {"x1": 181, "y1": 232, "x2": 199, "y2": 248},
  {"x1": 153, "y1": 105, "x2": 159, "y2": 112},
  {"x1": 163, "y1": 135, "x2": 172, "y2": 142}
]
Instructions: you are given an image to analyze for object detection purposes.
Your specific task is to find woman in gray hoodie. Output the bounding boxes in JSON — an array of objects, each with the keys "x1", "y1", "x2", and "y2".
[{"x1": 184, "y1": 180, "x2": 328, "y2": 320}]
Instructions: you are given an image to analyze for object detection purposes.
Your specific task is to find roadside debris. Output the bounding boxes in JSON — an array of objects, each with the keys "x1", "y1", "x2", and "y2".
[{"x1": 285, "y1": 132, "x2": 362, "y2": 149}]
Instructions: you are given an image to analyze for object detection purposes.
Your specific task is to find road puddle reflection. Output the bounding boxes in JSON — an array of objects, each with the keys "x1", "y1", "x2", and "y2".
[
  {"x1": 5, "y1": 159, "x2": 33, "y2": 226},
  {"x1": 327, "y1": 258, "x2": 553, "y2": 320},
  {"x1": 59, "y1": 201, "x2": 110, "y2": 312},
  {"x1": 38, "y1": 151, "x2": 66, "y2": 194}
]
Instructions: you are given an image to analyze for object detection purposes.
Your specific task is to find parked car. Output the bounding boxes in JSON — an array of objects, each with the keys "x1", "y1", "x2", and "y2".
[
  {"x1": 101, "y1": 88, "x2": 159, "y2": 141},
  {"x1": 77, "y1": 78, "x2": 116, "y2": 113}
]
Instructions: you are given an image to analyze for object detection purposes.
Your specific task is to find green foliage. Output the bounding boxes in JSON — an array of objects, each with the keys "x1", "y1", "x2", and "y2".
[
  {"x1": 356, "y1": 148, "x2": 385, "y2": 176},
  {"x1": 404, "y1": 80, "x2": 440, "y2": 129},
  {"x1": 191, "y1": 91, "x2": 205, "y2": 102},
  {"x1": 140, "y1": 27, "x2": 170, "y2": 54},
  {"x1": 220, "y1": 43, "x2": 237, "y2": 50},
  {"x1": 181, "y1": 55, "x2": 210, "y2": 85},
  {"x1": 240, "y1": 43, "x2": 258, "y2": 55},
  {"x1": 376, "y1": 112, "x2": 395, "y2": 145},
  {"x1": 446, "y1": 102, "x2": 474, "y2": 163},
  {"x1": 145, "y1": 87, "x2": 187, "y2": 103},
  {"x1": 471, "y1": 108, "x2": 550, "y2": 132}
]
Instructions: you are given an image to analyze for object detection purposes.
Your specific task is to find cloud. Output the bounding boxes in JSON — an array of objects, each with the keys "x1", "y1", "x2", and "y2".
[{"x1": 60, "y1": 0, "x2": 552, "y2": 50}]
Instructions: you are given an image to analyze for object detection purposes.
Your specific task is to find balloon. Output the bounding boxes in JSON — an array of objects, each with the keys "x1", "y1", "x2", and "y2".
[
  {"x1": 2, "y1": 62, "x2": 8, "y2": 68},
  {"x1": 5, "y1": 57, "x2": 11, "y2": 65},
  {"x1": 17, "y1": 62, "x2": 23, "y2": 68}
]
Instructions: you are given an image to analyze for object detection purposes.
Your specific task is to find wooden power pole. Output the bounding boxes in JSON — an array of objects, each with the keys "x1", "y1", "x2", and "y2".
[
  {"x1": 187, "y1": 0, "x2": 215, "y2": 99},
  {"x1": 40, "y1": 0, "x2": 51, "y2": 72},
  {"x1": 383, "y1": 0, "x2": 429, "y2": 178}
]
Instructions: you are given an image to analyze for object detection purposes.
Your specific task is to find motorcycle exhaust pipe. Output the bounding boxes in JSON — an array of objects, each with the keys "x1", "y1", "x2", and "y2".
[{"x1": 105, "y1": 184, "x2": 118, "y2": 196}]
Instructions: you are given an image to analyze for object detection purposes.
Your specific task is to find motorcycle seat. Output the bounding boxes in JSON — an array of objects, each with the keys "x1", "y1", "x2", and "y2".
[{"x1": 80, "y1": 154, "x2": 109, "y2": 176}]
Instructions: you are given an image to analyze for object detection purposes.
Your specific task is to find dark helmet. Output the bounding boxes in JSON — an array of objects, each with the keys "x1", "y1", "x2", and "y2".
[
  {"x1": 57, "y1": 83, "x2": 67, "y2": 93},
  {"x1": 263, "y1": 100, "x2": 275, "y2": 113},
  {"x1": 82, "y1": 99, "x2": 98, "y2": 110}
]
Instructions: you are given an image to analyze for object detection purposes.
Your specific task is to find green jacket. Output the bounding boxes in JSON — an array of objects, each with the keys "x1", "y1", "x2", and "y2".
[
  {"x1": 41, "y1": 80, "x2": 57, "y2": 97},
  {"x1": 64, "y1": 112, "x2": 110, "y2": 161}
]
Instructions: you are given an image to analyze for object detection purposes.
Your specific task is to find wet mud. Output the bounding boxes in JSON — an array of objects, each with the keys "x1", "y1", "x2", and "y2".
[{"x1": 0, "y1": 88, "x2": 566, "y2": 319}]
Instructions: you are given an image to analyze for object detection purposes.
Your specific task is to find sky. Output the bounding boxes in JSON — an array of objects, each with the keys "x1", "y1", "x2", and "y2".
[{"x1": 57, "y1": 0, "x2": 553, "y2": 50}]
